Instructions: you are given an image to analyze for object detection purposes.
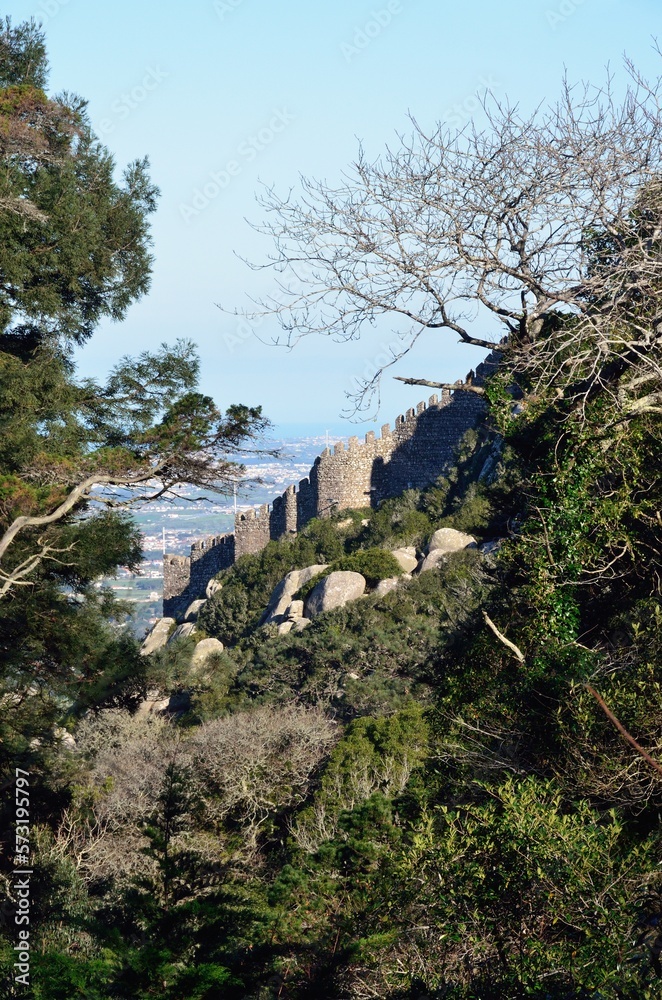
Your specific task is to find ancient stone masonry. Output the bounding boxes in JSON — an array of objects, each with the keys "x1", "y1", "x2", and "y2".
[
  {"x1": 163, "y1": 534, "x2": 235, "y2": 621},
  {"x1": 163, "y1": 353, "x2": 500, "y2": 618}
]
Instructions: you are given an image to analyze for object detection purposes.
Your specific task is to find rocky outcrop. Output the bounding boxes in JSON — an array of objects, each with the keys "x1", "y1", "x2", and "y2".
[
  {"x1": 206, "y1": 578, "x2": 223, "y2": 598},
  {"x1": 140, "y1": 618, "x2": 175, "y2": 656},
  {"x1": 135, "y1": 689, "x2": 171, "y2": 717},
  {"x1": 54, "y1": 726, "x2": 76, "y2": 748},
  {"x1": 190, "y1": 637, "x2": 224, "y2": 671},
  {"x1": 305, "y1": 571, "x2": 366, "y2": 618},
  {"x1": 135, "y1": 690, "x2": 190, "y2": 718},
  {"x1": 168, "y1": 622, "x2": 197, "y2": 644},
  {"x1": 418, "y1": 549, "x2": 449, "y2": 573},
  {"x1": 261, "y1": 565, "x2": 328, "y2": 624},
  {"x1": 184, "y1": 599, "x2": 206, "y2": 622},
  {"x1": 419, "y1": 528, "x2": 477, "y2": 574},
  {"x1": 374, "y1": 574, "x2": 411, "y2": 596},
  {"x1": 391, "y1": 546, "x2": 419, "y2": 573},
  {"x1": 427, "y1": 528, "x2": 477, "y2": 554}
]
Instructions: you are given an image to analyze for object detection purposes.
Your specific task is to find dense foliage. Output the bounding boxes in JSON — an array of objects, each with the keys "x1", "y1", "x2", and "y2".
[{"x1": 9, "y1": 352, "x2": 660, "y2": 996}]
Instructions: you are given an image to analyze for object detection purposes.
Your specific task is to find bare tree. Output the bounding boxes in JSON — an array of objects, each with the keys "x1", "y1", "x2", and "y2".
[
  {"x1": 189, "y1": 704, "x2": 337, "y2": 847},
  {"x1": 61, "y1": 705, "x2": 338, "y2": 880},
  {"x1": 237, "y1": 59, "x2": 662, "y2": 415}
]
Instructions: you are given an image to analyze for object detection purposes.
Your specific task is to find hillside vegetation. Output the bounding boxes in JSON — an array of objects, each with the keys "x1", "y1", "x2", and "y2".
[{"x1": 5, "y1": 339, "x2": 661, "y2": 997}]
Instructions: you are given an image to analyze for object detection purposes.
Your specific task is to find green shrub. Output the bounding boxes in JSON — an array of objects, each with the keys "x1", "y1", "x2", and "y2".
[
  {"x1": 301, "y1": 512, "x2": 358, "y2": 560},
  {"x1": 293, "y1": 571, "x2": 327, "y2": 604},
  {"x1": 227, "y1": 555, "x2": 487, "y2": 719},
  {"x1": 362, "y1": 490, "x2": 432, "y2": 548},
  {"x1": 197, "y1": 585, "x2": 251, "y2": 645},
  {"x1": 143, "y1": 634, "x2": 198, "y2": 691},
  {"x1": 330, "y1": 548, "x2": 404, "y2": 588},
  {"x1": 290, "y1": 705, "x2": 429, "y2": 852},
  {"x1": 294, "y1": 547, "x2": 404, "y2": 601},
  {"x1": 433, "y1": 481, "x2": 495, "y2": 536}
]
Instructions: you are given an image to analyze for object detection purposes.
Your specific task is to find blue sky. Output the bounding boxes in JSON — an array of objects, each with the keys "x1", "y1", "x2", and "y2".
[{"x1": 8, "y1": 0, "x2": 660, "y2": 435}]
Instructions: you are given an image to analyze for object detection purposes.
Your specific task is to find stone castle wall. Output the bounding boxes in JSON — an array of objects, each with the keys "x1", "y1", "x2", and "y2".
[{"x1": 163, "y1": 353, "x2": 499, "y2": 619}]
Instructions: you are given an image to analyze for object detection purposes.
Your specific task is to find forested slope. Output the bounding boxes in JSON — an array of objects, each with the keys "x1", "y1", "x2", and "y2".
[{"x1": 5, "y1": 340, "x2": 660, "y2": 997}]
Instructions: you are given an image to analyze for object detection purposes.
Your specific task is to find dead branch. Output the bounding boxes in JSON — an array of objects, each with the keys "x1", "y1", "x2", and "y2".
[
  {"x1": 393, "y1": 376, "x2": 485, "y2": 395},
  {"x1": 0, "y1": 469, "x2": 156, "y2": 564},
  {"x1": 0, "y1": 540, "x2": 77, "y2": 597},
  {"x1": 482, "y1": 611, "x2": 526, "y2": 663},
  {"x1": 586, "y1": 685, "x2": 662, "y2": 779}
]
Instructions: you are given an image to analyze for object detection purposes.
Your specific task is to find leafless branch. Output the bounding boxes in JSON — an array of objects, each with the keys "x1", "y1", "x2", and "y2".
[
  {"x1": 0, "y1": 539, "x2": 77, "y2": 597},
  {"x1": 483, "y1": 611, "x2": 526, "y2": 663},
  {"x1": 586, "y1": 685, "x2": 662, "y2": 779},
  {"x1": 394, "y1": 376, "x2": 485, "y2": 395}
]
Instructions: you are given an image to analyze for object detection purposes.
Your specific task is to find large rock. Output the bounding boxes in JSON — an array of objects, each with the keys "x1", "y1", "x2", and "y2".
[
  {"x1": 293, "y1": 618, "x2": 312, "y2": 632},
  {"x1": 305, "y1": 571, "x2": 366, "y2": 618},
  {"x1": 419, "y1": 530, "x2": 477, "y2": 573},
  {"x1": 374, "y1": 576, "x2": 402, "y2": 597},
  {"x1": 297, "y1": 564, "x2": 330, "y2": 587},
  {"x1": 135, "y1": 689, "x2": 191, "y2": 718},
  {"x1": 286, "y1": 599, "x2": 305, "y2": 619},
  {"x1": 54, "y1": 726, "x2": 76, "y2": 748},
  {"x1": 140, "y1": 618, "x2": 175, "y2": 655},
  {"x1": 190, "y1": 637, "x2": 224, "y2": 671},
  {"x1": 134, "y1": 689, "x2": 171, "y2": 717},
  {"x1": 184, "y1": 599, "x2": 206, "y2": 622},
  {"x1": 261, "y1": 564, "x2": 328, "y2": 624},
  {"x1": 168, "y1": 622, "x2": 197, "y2": 644},
  {"x1": 391, "y1": 546, "x2": 419, "y2": 573},
  {"x1": 206, "y1": 578, "x2": 223, "y2": 598},
  {"x1": 418, "y1": 549, "x2": 449, "y2": 574},
  {"x1": 427, "y1": 528, "x2": 476, "y2": 555}
]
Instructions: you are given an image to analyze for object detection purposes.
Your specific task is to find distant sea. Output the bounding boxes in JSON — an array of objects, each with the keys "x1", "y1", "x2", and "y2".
[{"x1": 99, "y1": 432, "x2": 351, "y2": 637}]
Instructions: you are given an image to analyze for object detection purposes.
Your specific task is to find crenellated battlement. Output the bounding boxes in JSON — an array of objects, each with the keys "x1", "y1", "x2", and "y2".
[{"x1": 163, "y1": 352, "x2": 500, "y2": 618}]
